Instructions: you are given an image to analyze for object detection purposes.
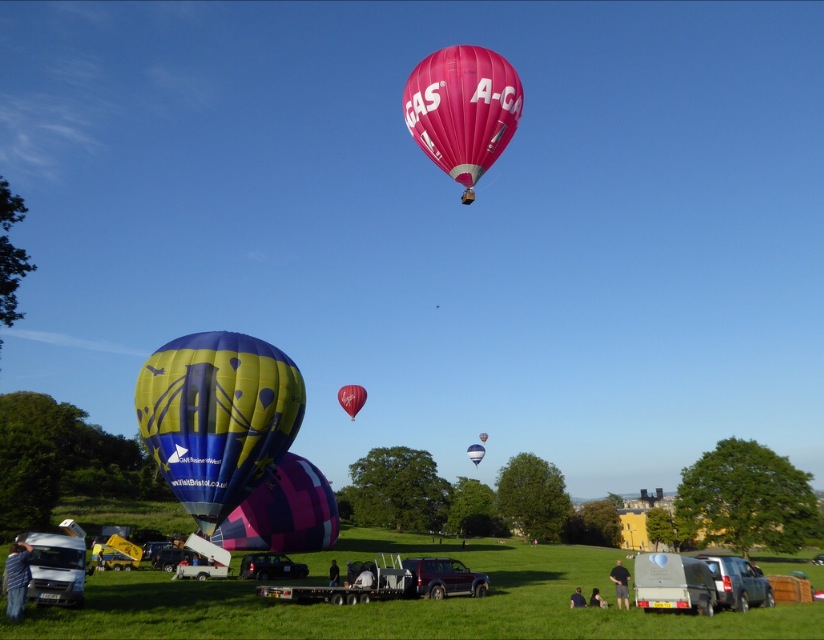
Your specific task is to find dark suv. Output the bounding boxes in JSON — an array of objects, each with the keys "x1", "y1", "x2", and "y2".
[
  {"x1": 152, "y1": 547, "x2": 187, "y2": 572},
  {"x1": 401, "y1": 557, "x2": 490, "y2": 600},
  {"x1": 240, "y1": 553, "x2": 309, "y2": 580},
  {"x1": 697, "y1": 555, "x2": 775, "y2": 612},
  {"x1": 812, "y1": 554, "x2": 824, "y2": 566}
]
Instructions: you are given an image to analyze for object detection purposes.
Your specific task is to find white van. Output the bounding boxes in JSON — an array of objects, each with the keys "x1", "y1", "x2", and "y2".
[{"x1": 20, "y1": 532, "x2": 87, "y2": 608}]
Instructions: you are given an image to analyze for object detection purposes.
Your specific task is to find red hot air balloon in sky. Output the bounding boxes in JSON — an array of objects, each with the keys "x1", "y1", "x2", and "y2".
[
  {"x1": 338, "y1": 385, "x2": 367, "y2": 421},
  {"x1": 479, "y1": 432, "x2": 488, "y2": 444},
  {"x1": 403, "y1": 45, "x2": 524, "y2": 204}
]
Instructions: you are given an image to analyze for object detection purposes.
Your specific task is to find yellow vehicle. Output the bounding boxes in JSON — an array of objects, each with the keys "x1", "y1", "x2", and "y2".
[{"x1": 92, "y1": 534, "x2": 143, "y2": 571}]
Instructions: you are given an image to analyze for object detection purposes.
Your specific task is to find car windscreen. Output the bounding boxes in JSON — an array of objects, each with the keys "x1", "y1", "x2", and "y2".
[{"x1": 31, "y1": 546, "x2": 85, "y2": 570}]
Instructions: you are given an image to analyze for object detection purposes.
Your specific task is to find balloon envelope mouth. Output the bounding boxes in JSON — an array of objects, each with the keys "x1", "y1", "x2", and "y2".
[{"x1": 454, "y1": 173, "x2": 475, "y2": 188}]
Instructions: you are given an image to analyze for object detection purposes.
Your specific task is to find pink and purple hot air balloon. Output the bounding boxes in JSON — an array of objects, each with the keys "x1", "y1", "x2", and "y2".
[{"x1": 211, "y1": 452, "x2": 339, "y2": 553}]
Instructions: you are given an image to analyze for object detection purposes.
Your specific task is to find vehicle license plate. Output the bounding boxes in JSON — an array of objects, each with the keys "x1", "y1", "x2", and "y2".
[
  {"x1": 653, "y1": 602, "x2": 672, "y2": 608},
  {"x1": 39, "y1": 593, "x2": 61, "y2": 600}
]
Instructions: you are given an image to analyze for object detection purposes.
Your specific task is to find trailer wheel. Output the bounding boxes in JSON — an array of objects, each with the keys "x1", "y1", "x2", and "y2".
[
  {"x1": 331, "y1": 594, "x2": 345, "y2": 606},
  {"x1": 114, "y1": 566, "x2": 122, "y2": 572},
  {"x1": 359, "y1": 594, "x2": 371, "y2": 604},
  {"x1": 347, "y1": 594, "x2": 359, "y2": 606},
  {"x1": 124, "y1": 566, "x2": 132, "y2": 572},
  {"x1": 698, "y1": 599, "x2": 714, "y2": 617},
  {"x1": 197, "y1": 573, "x2": 209, "y2": 581}
]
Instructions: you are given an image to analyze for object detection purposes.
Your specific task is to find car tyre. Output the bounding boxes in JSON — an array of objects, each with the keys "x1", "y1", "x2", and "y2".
[
  {"x1": 114, "y1": 566, "x2": 122, "y2": 572},
  {"x1": 163, "y1": 564, "x2": 175, "y2": 573},
  {"x1": 124, "y1": 566, "x2": 132, "y2": 572},
  {"x1": 737, "y1": 593, "x2": 749, "y2": 613},
  {"x1": 258, "y1": 572, "x2": 270, "y2": 581},
  {"x1": 698, "y1": 599, "x2": 714, "y2": 617},
  {"x1": 474, "y1": 584, "x2": 488, "y2": 598},
  {"x1": 430, "y1": 585, "x2": 446, "y2": 601},
  {"x1": 763, "y1": 591, "x2": 775, "y2": 608}
]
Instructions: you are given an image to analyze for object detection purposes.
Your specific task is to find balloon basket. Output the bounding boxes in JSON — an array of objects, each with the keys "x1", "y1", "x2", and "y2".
[{"x1": 461, "y1": 189, "x2": 476, "y2": 205}]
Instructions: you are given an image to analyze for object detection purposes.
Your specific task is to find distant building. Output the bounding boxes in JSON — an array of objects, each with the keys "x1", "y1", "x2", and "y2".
[{"x1": 616, "y1": 488, "x2": 676, "y2": 552}]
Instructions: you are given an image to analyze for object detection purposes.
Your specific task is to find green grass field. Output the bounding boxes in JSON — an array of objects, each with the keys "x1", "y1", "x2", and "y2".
[{"x1": 2, "y1": 499, "x2": 823, "y2": 639}]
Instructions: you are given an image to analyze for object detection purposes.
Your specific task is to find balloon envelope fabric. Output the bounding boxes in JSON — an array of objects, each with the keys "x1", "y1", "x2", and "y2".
[
  {"x1": 211, "y1": 452, "x2": 339, "y2": 552},
  {"x1": 134, "y1": 331, "x2": 306, "y2": 536}
]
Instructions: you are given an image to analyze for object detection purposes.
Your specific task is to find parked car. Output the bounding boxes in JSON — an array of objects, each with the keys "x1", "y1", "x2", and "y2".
[
  {"x1": 151, "y1": 547, "x2": 187, "y2": 572},
  {"x1": 143, "y1": 541, "x2": 175, "y2": 560},
  {"x1": 131, "y1": 529, "x2": 166, "y2": 546},
  {"x1": 400, "y1": 557, "x2": 490, "y2": 600},
  {"x1": 696, "y1": 555, "x2": 775, "y2": 612},
  {"x1": 812, "y1": 554, "x2": 824, "y2": 566},
  {"x1": 240, "y1": 553, "x2": 309, "y2": 580}
]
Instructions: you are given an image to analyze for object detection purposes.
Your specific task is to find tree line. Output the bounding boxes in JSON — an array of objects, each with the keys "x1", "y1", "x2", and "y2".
[{"x1": 2, "y1": 391, "x2": 822, "y2": 557}]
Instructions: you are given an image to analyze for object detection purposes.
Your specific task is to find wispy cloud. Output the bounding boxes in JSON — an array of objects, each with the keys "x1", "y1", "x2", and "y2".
[
  {"x1": 0, "y1": 328, "x2": 146, "y2": 357},
  {"x1": 0, "y1": 52, "x2": 111, "y2": 180}
]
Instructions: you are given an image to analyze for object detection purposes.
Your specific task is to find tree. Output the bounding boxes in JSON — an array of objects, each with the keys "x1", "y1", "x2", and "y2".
[
  {"x1": 496, "y1": 452, "x2": 573, "y2": 543},
  {"x1": 348, "y1": 446, "x2": 452, "y2": 532},
  {"x1": 675, "y1": 437, "x2": 818, "y2": 557},
  {"x1": 645, "y1": 507, "x2": 675, "y2": 552},
  {"x1": 580, "y1": 500, "x2": 623, "y2": 547},
  {"x1": 0, "y1": 177, "x2": 37, "y2": 358},
  {"x1": 0, "y1": 393, "x2": 67, "y2": 538},
  {"x1": 334, "y1": 486, "x2": 356, "y2": 522},
  {"x1": 446, "y1": 477, "x2": 507, "y2": 538},
  {"x1": 606, "y1": 492, "x2": 625, "y2": 510}
]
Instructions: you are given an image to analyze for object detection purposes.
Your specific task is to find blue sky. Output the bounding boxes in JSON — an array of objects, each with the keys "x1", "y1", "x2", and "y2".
[{"x1": 1, "y1": 1, "x2": 822, "y2": 500}]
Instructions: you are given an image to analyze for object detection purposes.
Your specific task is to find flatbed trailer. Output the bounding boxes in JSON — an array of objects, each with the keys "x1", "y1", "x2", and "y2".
[{"x1": 256, "y1": 553, "x2": 413, "y2": 605}]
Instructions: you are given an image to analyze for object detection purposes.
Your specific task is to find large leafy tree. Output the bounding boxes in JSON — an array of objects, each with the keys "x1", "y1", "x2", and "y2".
[
  {"x1": 0, "y1": 392, "x2": 76, "y2": 538},
  {"x1": 0, "y1": 176, "x2": 37, "y2": 357},
  {"x1": 564, "y1": 499, "x2": 623, "y2": 547},
  {"x1": 580, "y1": 499, "x2": 623, "y2": 547},
  {"x1": 496, "y1": 452, "x2": 573, "y2": 543},
  {"x1": 446, "y1": 477, "x2": 504, "y2": 538},
  {"x1": 645, "y1": 507, "x2": 675, "y2": 552},
  {"x1": 348, "y1": 446, "x2": 452, "y2": 532},
  {"x1": 675, "y1": 437, "x2": 818, "y2": 557}
]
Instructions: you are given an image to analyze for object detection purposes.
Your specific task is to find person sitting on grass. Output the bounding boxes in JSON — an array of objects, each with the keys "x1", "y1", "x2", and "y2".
[
  {"x1": 590, "y1": 587, "x2": 609, "y2": 608},
  {"x1": 570, "y1": 586, "x2": 587, "y2": 608}
]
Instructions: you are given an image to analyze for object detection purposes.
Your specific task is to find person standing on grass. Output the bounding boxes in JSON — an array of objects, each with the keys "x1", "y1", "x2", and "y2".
[
  {"x1": 609, "y1": 559, "x2": 632, "y2": 610},
  {"x1": 329, "y1": 559, "x2": 340, "y2": 587},
  {"x1": 5, "y1": 541, "x2": 34, "y2": 623}
]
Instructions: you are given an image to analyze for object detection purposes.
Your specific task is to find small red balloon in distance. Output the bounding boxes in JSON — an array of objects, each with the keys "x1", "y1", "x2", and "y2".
[
  {"x1": 479, "y1": 432, "x2": 488, "y2": 443},
  {"x1": 338, "y1": 385, "x2": 367, "y2": 421},
  {"x1": 402, "y1": 44, "x2": 524, "y2": 204}
]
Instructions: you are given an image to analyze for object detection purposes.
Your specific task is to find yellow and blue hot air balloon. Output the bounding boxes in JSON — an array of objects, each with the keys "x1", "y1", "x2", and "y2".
[{"x1": 134, "y1": 331, "x2": 306, "y2": 536}]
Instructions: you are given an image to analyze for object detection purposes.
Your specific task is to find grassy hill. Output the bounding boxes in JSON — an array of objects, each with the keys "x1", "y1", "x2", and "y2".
[{"x1": 2, "y1": 497, "x2": 822, "y2": 639}]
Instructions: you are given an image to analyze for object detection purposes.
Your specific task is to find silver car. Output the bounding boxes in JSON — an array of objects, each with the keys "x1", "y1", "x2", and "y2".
[{"x1": 697, "y1": 555, "x2": 775, "y2": 612}]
